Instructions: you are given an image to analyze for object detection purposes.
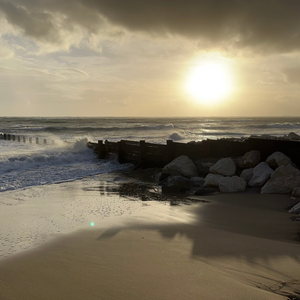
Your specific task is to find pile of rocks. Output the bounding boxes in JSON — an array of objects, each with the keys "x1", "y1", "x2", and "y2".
[{"x1": 158, "y1": 150, "x2": 300, "y2": 196}]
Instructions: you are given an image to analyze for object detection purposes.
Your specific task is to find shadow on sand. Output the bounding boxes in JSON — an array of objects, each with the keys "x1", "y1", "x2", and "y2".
[{"x1": 96, "y1": 180, "x2": 300, "y2": 299}]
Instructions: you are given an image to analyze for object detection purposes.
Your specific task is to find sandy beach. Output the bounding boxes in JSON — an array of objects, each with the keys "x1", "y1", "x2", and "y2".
[{"x1": 0, "y1": 174, "x2": 300, "y2": 300}]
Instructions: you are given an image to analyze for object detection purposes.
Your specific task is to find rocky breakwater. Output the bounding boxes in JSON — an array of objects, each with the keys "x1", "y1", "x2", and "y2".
[{"x1": 156, "y1": 146, "x2": 300, "y2": 216}]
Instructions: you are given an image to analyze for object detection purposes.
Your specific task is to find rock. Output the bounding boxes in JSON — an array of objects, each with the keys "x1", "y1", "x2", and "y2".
[
  {"x1": 248, "y1": 162, "x2": 274, "y2": 187},
  {"x1": 271, "y1": 164, "x2": 300, "y2": 179},
  {"x1": 195, "y1": 158, "x2": 218, "y2": 177},
  {"x1": 219, "y1": 176, "x2": 247, "y2": 193},
  {"x1": 292, "y1": 187, "x2": 300, "y2": 198},
  {"x1": 288, "y1": 132, "x2": 300, "y2": 140},
  {"x1": 289, "y1": 202, "x2": 300, "y2": 214},
  {"x1": 190, "y1": 177, "x2": 205, "y2": 187},
  {"x1": 163, "y1": 155, "x2": 198, "y2": 178},
  {"x1": 240, "y1": 168, "x2": 253, "y2": 183},
  {"x1": 261, "y1": 173, "x2": 300, "y2": 194},
  {"x1": 266, "y1": 151, "x2": 292, "y2": 168},
  {"x1": 204, "y1": 173, "x2": 223, "y2": 188},
  {"x1": 155, "y1": 172, "x2": 170, "y2": 183},
  {"x1": 238, "y1": 150, "x2": 261, "y2": 168},
  {"x1": 209, "y1": 158, "x2": 236, "y2": 176},
  {"x1": 194, "y1": 162, "x2": 211, "y2": 177},
  {"x1": 194, "y1": 188, "x2": 217, "y2": 196},
  {"x1": 161, "y1": 175, "x2": 191, "y2": 194}
]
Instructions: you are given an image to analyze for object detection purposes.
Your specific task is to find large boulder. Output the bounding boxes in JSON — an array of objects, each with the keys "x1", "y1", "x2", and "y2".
[
  {"x1": 219, "y1": 176, "x2": 246, "y2": 193},
  {"x1": 209, "y1": 158, "x2": 236, "y2": 176},
  {"x1": 261, "y1": 173, "x2": 300, "y2": 194},
  {"x1": 240, "y1": 168, "x2": 253, "y2": 183},
  {"x1": 266, "y1": 152, "x2": 292, "y2": 168},
  {"x1": 248, "y1": 162, "x2": 274, "y2": 187},
  {"x1": 163, "y1": 155, "x2": 198, "y2": 178},
  {"x1": 161, "y1": 175, "x2": 191, "y2": 194},
  {"x1": 155, "y1": 172, "x2": 170, "y2": 184},
  {"x1": 204, "y1": 173, "x2": 223, "y2": 188},
  {"x1": 195, "y1": 158, "x2": 218, "y2": 177},
  {"x1": 190, "y1": 177, "x2": 205, "y2": 187},
  {"x1": 270, "y1": 164, "x2": 300, "y2": 179},
  {"x1": 238, "y1": 150, "x2": 261, "y2": 168},
  {"x1": 292, "y1": 187, "x2": 300, "y2": 198}
]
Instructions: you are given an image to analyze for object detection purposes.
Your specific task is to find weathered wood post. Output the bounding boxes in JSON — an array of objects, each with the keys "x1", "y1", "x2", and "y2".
[
  {"x1": 117, "y1": 141, "x2": 125, "y2": 163},
  {"x1": 43, "y1": 139, "x2": 47, "y2": 145},
  {"x1": 105, "y1": 140, "x2": 110, "y2": 158},
  {"x1": 7, "y1": 134, "x2": 10, "y2": 141},
  {"x1": 140, "y1": 140, "x2": 146, "y2": 163},
  {"x1": 167, "y1": 140, "x2": 175, "y2": 163},
  {"x1": 23, "y1": 136, "x2": 26, "y2": 143},
  {"x1": 97, "y1": 140, "x2": 104, "y2": 158},
  {"x1": 18, "y1": 136, "x2": 20, "y2": 142},
  {"x1": 29, "y1": 137, "x2": 32, "y2": 143},
  {"x1": 4, "y1": 134, "x2": 6, "y2": 140},
  {"x1": 36, "y1": 137, "x2": 39, "y2": 144},
  {"x1": 12, "y1": 135, "x2": 15, "y2": 141}
]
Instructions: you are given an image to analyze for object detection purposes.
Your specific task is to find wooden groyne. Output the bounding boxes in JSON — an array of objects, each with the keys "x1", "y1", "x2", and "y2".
[
  {"x1": 88, "y1": 138, "x2": 300, "y2": 167},
  {"x1": 1, "y1": 133, "x2": 56, "y2": 145}
]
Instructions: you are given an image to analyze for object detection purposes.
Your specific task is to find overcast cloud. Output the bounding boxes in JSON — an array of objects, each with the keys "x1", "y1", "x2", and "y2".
[
  {"x1": 0, "y1": 0, "x2": 300, "y2": 53},
  {"x1": 0, "y1": 0, "x2": 300, "y2": 116}
]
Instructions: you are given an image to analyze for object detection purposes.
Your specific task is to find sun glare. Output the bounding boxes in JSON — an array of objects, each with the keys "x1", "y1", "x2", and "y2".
[{"x1": 186, "y1": 63, "x2": 233, "y2": 105}]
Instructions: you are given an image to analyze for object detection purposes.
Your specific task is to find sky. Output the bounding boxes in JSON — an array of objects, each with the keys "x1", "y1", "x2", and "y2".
[{"x1": 0, "y1": 0, "x2": 300, "y2": 117}]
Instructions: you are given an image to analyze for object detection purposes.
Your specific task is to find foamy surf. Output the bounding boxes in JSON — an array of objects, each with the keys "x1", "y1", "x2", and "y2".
[{"x1": 0, "y1": 138, "x2": 133, "y2": 192}]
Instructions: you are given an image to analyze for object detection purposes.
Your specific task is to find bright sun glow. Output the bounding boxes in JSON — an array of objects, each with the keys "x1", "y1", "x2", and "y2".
[{"x1": 186, "y1": 63, "x2": 233, "y2": 105}]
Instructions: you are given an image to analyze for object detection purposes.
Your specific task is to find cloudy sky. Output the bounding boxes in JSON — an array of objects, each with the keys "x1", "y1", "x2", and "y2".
[{"x1": 0, "y1": 0, "x2": 300, "y2": 117}]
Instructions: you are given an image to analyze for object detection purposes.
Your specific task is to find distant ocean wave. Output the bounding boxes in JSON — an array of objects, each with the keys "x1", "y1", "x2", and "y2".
[
  {"x1": 201, "y1": 131, "x2": 245, "y2": 136},
  {"x1": 1, "y1": 124, "x2": 175, "y2": 133},
  {"x1": 249, "y1": 123, "x2": 300, "y2": 129}
]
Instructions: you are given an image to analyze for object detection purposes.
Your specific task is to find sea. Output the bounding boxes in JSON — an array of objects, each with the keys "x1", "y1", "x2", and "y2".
[{"x1": 1, "y1": 116, "x2": 300, "y2": 193}]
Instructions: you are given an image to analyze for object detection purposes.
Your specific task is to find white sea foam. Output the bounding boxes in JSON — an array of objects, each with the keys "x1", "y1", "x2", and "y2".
[
  {"x1": 169, "y1": 132, "x2": 185, "y2": 140},
  {"x1": 0, "y1": 138, "x2": 133, "y2": 192}
]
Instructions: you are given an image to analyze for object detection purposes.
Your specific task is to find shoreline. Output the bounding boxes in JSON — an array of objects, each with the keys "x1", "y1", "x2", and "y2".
[{"x1": 0, "y1": 171, "x2": 300, "y2": 299}]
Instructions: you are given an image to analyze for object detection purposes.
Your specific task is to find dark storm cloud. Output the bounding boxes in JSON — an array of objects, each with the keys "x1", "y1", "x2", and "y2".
[{"x1": 1, "y1": 0, "x2": 300, "y2": 52}]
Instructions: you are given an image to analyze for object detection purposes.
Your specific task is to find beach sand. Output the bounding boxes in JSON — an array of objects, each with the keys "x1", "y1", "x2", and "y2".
[{"x1": 0, "y1": 175, "x2": 300, "y2": 299}]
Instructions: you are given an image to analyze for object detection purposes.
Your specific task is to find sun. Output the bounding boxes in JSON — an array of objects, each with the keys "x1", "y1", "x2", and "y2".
[{"x1": 186, "y1": 63, "x2": 233, "y2": 105}]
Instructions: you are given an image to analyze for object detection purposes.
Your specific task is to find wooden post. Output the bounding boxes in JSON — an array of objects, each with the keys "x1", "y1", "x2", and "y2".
[
  {"x1": 167, "y1": 140, "x2": 175, "y2": 163},
  {"x1": 18, "y1": 136, "x2": 20, "y2": 142},
  {"x1": 117, "y1": 141, "x2": 125, "y2": 163},
  {"x1": 29, "y1": 137, "x2": 32, "y2": 143},
  {"x1": 97, "y1": 140, "x2": 105, "y2": 159},
  {"x1": 23, "y1": 136, "x2": 26, "y2": 143},
  {"x1": 36, "y1": 137, "x2": 39, "y2": 144},
  {"x1": 8, "y1": 134, "x2": 10, "y2": 141},
  {"x1": 12, "y1": 135, "x2": 15, "y2": 141},
  {"x1": 105, "y1": 140, "x2": 109, "y2": 157},
  {"x1": 4, "y1": 134, "x2": 6, "y2": 140},
  {"x1": 140, "y1": 140, "x2": 146, "y2": 163}
]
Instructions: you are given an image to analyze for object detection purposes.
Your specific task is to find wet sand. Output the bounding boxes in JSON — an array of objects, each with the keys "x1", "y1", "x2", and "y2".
[{"x1": 0, "y1": 177, "x2": 300, "y2": 299}]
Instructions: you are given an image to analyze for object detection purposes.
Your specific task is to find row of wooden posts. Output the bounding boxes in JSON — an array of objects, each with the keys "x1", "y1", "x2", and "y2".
[
  {"x1": 2, "y1": 133, "x2": 55, "y2": 145},
  {"x1": 88, "y1": 137, "x2": 300, "y2": 167}
]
